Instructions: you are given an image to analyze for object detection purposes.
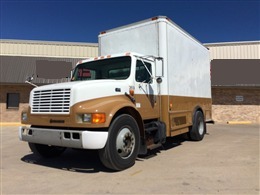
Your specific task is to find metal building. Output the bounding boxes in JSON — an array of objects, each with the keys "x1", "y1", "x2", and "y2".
[
  {"x1": 205, "y1": 41, "x2": 260, "y2": 124},
  {"x1": 0, "y1": 39, "x2": 98, "y2": 123},
  {"x1": 0, "y1": 39, "x2": 259, "y2": 123}
]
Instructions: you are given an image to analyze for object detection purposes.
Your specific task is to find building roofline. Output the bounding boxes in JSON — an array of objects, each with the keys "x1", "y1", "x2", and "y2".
[
  {"x1": 2, "y1": 39, "x2": 259, "y2": 48},
  {"x1": 0, "y1": 39, "x2": 98, "y2": 47},
  {"x1": 204, "y1": 40, "x2": 260, "y2": 46}
]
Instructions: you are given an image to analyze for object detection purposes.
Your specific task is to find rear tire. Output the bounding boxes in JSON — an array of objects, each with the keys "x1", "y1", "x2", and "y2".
[
  {"x1": 189, "y1": 111, "x2": 206, "y2": 141},
  {"x1": 28, "y1": 143, "x2": 66, "y2": 158},
  {"x1": 99, "y1": 114, "x2": 140, "y2": 171}
]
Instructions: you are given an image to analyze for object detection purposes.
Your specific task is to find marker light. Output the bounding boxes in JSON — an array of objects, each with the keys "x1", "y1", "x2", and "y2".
[
  {"x1": 22, "y1": 112, "x2": 28, "y2": 121},
  {"x1": 129, "y1": 86, "x2": 135, "y2": 96}
]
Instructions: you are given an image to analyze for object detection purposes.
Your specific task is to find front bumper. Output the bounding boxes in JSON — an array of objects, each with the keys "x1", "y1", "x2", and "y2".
[{"x1": 19, "y1": 126, "x2": 108, "y2": 149}]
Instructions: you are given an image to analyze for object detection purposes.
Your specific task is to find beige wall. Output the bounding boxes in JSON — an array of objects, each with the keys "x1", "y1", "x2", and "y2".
[
  {"x1": 0, "y1": 39, "x2": 98, "y2": 58},
  {"x1": 212, "y1": 105, "x2": 259, "y2": 124},
  {"x1": 205, "y1": 41, "x2": 260, "y2": 59}
]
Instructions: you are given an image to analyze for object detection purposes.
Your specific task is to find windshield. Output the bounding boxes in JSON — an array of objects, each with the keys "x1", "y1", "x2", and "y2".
[{"x1": 72, "y1": 56, "x2": 131, "y2": 81}]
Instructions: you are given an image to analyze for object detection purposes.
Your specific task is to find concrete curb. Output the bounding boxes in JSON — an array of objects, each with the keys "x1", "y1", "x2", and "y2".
[
  {"x1": 227, "y1": 121, "x2": 252, "y2": 125},
  {"x1": 0, "y1": 123, "x2": 22, "y2": 126}
]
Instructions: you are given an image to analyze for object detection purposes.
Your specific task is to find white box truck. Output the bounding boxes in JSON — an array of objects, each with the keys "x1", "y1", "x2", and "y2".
[{"x1": 19, "y1": 16, "x2": 212, "y2": 170}]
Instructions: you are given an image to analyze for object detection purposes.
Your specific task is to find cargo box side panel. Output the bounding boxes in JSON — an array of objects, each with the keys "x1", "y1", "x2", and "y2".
[
  {"x1": 99, "y1": 22, "x2": 159, "y2": 57},
  {"x1": 167, "y1": 23, "x2": 211, "y2": 98}
]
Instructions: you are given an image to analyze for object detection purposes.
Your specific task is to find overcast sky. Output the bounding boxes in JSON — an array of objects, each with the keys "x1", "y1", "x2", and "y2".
[{"x1": 1, "y1": 0, "x2": 259, "y2": 44}]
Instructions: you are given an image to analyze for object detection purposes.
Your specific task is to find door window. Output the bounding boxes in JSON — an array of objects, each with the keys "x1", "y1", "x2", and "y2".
[{"x1": 135, "y1": 60, "x2": 152, "y2": 83}]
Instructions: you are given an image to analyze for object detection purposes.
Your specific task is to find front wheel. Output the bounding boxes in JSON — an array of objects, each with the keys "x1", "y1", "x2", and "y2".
[
  {"x1": 99, "y1": 114, "x2": 140, "y2": 171},
  {"x1": 28, "y1": 143, "x2": 66, "y2": 158},
  {"x1": 189, "y1": 111, "x2": 206, "y2": 141}
]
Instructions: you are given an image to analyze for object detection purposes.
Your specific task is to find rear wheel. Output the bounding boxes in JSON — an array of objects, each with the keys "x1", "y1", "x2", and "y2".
[
  {"x1": 189, "y1": 111, "x2": 206, "y2": 141},
  {"x1": 99, "y1": 114, "x2": 140, "y2": 171},
  {"x1": 28, "y1": 143, "x2": 66, "y2": 158}
]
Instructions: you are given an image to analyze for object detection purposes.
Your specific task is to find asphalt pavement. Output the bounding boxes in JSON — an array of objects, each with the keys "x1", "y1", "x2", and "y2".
[{"x1": 1, "y1": 124, "x2": 259, "y2": 194}]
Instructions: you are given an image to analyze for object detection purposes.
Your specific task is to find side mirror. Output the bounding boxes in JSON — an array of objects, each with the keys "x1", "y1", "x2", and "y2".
[
  {"x1": 70, "y1": 69, "x2": 75, "y2": 81},
  {"x1": 26, "y1": 74, "x2": 34, "y2": 82},
  {"x1": 25, "y1": 74, "x2": 38, "y2": 87},
  {"x1": 155, "y1": 58, "x2": 163, "y2": 77},
  {"x1": 71, "y1": 68, "x2": 75, "y2": 78}
]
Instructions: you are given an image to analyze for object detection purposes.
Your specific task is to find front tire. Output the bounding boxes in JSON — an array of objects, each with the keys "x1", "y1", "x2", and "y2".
[
  {"x1": 189, "y1": 111, "x2": 206, "y2": 141},
  {"x1": 28, "y1": 143, "x2": 66, "y2": 158},
  {"x1": 99, "y1": 114, "x2": 140, "y2": 171}
]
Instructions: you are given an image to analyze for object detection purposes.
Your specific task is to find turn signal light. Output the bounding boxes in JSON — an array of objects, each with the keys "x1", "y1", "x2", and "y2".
[{"x1": 92, "y1": 113, "x2": 106, "y2": 124}]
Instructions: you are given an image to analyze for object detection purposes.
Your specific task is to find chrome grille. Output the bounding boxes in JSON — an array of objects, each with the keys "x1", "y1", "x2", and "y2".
[{"x1": 32, "y1": 88, "x2": 71, "y2": 114}]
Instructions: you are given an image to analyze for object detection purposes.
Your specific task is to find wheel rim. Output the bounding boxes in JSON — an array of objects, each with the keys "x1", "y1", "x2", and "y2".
[
  {"x1": 116, "y1": 127, "x2": 135, "y2": 159},
  {"x1": 198, "y1": 118, "x2": 204, "y2": 135}
]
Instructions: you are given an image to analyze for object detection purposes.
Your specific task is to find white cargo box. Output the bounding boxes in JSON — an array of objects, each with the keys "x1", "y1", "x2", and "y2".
[{"x1": 99, "y1": 16, "x2": 211, "y2": 98}]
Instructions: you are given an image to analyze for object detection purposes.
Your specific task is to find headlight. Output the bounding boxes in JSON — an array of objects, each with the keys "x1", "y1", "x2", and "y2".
[
  {"x1": 22, "y1": 112, "x2": 28, "y2": 121},
  {"x1": 82, "y1": 114, "x2": 91, "y2": 122},
  {"x1": 78, "y1": 113, "x2": 106, "y2": 124}
]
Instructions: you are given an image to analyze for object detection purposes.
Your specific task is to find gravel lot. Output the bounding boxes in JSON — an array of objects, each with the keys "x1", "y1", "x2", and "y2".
[{"x1": 1, "y1": 124, "x2": 259, "y2": 194}]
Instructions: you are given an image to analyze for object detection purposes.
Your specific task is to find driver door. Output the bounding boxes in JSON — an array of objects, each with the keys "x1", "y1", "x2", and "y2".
[{"x1": 134, "y1": 59, "x2": 159, "y2": 119}]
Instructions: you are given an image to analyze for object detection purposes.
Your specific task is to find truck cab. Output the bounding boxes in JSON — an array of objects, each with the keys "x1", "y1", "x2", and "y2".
[{"x1": 19, "y1": 52, "x2": 165, "y2": 170}]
